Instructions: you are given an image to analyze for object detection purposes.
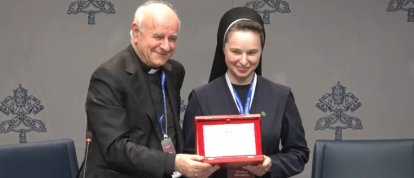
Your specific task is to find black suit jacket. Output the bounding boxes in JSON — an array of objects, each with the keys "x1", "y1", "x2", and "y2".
[
  {"x1": 79, "y1": 45, "x2": 185, "y2": 178},
  {"x1": 183, "y1": 76, "x2": 309, "y2": 178}
]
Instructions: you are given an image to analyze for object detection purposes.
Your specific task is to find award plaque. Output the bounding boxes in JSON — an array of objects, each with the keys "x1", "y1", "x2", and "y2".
[{"x1": 195, "y1": 114, "x2": 264, "y2": 167}]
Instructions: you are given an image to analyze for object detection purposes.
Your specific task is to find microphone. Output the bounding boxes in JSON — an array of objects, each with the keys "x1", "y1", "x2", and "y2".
[
  {"x1": 78, "y1": 131, "x2": 92, "y2": 178},
  {"x1": 83, "y1": 131, "x2": 92, "y2": 178}
]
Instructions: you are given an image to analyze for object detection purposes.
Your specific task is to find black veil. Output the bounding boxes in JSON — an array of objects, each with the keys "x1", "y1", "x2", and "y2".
[{"x1": 208, "y1": 7, "x2": 265, "y2": 82}]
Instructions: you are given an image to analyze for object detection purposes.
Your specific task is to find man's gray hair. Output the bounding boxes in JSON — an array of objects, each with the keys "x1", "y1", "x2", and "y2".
[{"x1": 133, "y1": 0, "x2": 180, "y2": 32}]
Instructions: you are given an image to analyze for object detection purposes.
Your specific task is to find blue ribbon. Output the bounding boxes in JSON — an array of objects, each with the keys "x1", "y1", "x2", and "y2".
[
  {"x1": 157, "y1": 71, "x2": 168, "y2": 138},
  {"x1": 229, "y1": 78, "x2": 254, "y2": 114},
  {"x1": 226, "y1": 73, "x2": 257, "y2": 115}
]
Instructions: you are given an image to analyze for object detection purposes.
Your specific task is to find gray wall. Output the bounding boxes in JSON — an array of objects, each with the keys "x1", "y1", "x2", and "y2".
[{"x1": 1, "y1": 0, "x2": 413, "y2": 177}]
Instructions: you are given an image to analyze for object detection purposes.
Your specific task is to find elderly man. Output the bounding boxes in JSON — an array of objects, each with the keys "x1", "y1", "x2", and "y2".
[{"x1": 78, "y1": 1, "x2": 218, "y2": 178}]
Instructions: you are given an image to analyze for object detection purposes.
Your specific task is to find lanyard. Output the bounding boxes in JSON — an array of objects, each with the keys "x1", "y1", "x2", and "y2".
[
  {"x1": 156, "y1": 71, "x2": 168, "y2": 139},
  {"x1": 225, "y1": 72, "x2": 257, "y2": 114}
]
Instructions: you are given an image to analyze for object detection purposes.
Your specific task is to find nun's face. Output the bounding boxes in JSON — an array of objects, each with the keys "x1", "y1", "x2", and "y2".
[{"x1": 224, "y1": 30, "x2": 262, "y2": 85}]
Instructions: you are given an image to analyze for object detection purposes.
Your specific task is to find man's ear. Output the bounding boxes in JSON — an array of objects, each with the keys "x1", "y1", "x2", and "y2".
[{"x1": 131, "y1": 23, "x2": 140, "y2": 42}]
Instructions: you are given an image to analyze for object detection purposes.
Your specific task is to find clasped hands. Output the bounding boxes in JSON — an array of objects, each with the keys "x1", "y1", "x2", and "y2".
[{"x1": 175, "y1": 154, "x2": 271, "y2": 178}]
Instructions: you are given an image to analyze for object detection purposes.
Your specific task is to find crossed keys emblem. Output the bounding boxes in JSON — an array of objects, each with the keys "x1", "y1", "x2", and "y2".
[
  {"x1": 0, "y1": 84, "x2": 46, "y2": 143},
  {"x1": 315, "y1": 82, "x2": 362, "y2": 140}
]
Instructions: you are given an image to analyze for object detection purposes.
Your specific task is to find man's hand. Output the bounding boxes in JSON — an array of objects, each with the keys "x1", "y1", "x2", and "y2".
[
  {"x1": 175, "y1": 154, "x2": 220, "y2": 178},
  {"x1": 242, "y1": 155, "x2": 272, "y2": 176}
]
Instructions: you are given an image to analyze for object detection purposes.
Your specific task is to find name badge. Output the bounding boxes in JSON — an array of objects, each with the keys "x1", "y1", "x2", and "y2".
[{"x1": 161, "y1": 137, "x2": 175, "y2": 154}]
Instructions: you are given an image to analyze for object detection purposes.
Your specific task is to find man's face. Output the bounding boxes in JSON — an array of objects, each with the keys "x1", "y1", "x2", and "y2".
[{"x1": 132, "y1": 14, "x2": 179, "y2": 68}]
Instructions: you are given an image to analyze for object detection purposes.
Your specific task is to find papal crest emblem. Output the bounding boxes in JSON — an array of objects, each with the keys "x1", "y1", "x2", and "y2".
[
  {"x1": 180, "y1": 99, "x2": 187, "y2": 113},
  {"x1": 245, "y1": 0, "x2": 291, "y2": 24},
  {"x1": 67, "y1": 0, "x2": 116, "y2": 25},
  {"x1": 387, "y1": 0, "x2": 414, "y2": 22},
  {"x1": 0, "y1": 84, "x2": 46, "y2": 143},
  {"x1": 315, "y1": 82, "x2": 362, "y2": 140}
]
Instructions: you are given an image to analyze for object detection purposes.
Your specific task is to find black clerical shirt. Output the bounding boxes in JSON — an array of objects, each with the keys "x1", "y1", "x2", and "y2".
[{"x1": 138, "y1": 59, "x2": 176, "y2": 146}]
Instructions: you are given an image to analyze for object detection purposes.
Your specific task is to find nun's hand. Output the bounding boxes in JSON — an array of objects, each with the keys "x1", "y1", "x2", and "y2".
[{"x1": 242, "y1": 155, "x2": 272, "y2": 176}]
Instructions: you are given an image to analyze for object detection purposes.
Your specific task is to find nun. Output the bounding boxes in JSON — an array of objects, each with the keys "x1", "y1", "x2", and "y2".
[{"x1": 183, "y1": 7, "x2": 309, "y2": 178}]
